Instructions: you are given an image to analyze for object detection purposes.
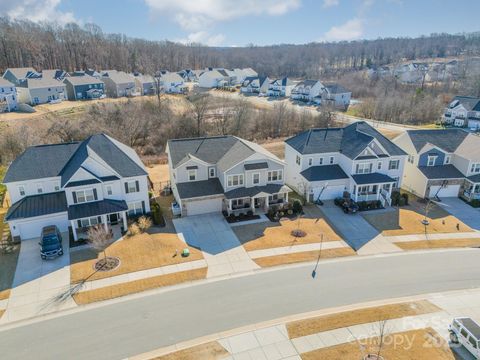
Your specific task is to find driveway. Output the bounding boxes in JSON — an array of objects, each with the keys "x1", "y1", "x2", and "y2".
[
  {"x1": 437, "y1": 197, "x2": 480, "y2": 231},
  {"x1": 0, "y1": 233, "x2": 76, "y2": 324},
  {"x1": 173, "y1": 214, "x2": 259, "y2": 277}
]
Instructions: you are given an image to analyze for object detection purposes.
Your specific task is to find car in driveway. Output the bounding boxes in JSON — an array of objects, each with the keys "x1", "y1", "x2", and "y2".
[
  {"x1": 39, "y1": 225, "x2": 64, "y2": 260},
  {"x1": 449, "y1": 317, "x2": 480, "y2": 359}
]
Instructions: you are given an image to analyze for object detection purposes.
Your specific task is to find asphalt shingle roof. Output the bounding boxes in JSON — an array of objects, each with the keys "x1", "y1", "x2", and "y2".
[
  {"x1": 6, "y1": 192, "x2": 67, "y2": 221},
  {"x1": 64, "y1": 75, "x2": 103, "y2": 86},
  {"x1": 450, "y1": 96, "x2": 480, "y2": 111},
  {"x1": 325, "y1": 83, "x2": 350, "y2": 94},
  {"x1": 224, "y1": 184, "x2": 291, "y2": 199},
  {"x1": 467, "y1": 174, "x2": 480, "y2": 183},
  {"x1": 0, "y1": 78, "x2": 14, "y2": 87},
  {"x1": 351, "y1": 173, "x2": 396, "y2": 185},
  {"x1": 176, "y1": 178, "x2": 224, "y2": 200},
  {"x1": 295, "y1": 79, "x2": 318, "y2": 88},
  {"x1": 406, "y1": 129, "x2": 469, "y2": 153},
  {"x1": 67, "y1": 199, "x2": 128, "y2": 220},
  {"x1": 418, "y1": 165, "x2": 465, "y2": 179},
  {"x1": 300, "y1": 165, "x2": 349, "y2": 182}
]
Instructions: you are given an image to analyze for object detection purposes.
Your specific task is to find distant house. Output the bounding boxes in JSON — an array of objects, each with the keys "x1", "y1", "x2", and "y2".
[
  {"x1": 240, "y1": 76, "x2": 270, "y2": 94},
  {"x1": 317, "y1": 84, "x2": 352, "y2": 109},
  {"x1": 134, "y1": 74, "x2": 156, "y2": 95},
  {"x1": 159, "y1": 72, "x2": 187, "y2": 94},
  {"x1": 267, "y1": 78, "x2": 293, "y2": 97},
  {"x1": 85, "y1": 69, "x2": 102, "y2": 79},
  {"x1": 198, "y1": 69, "x2": 229, "y2": 88},
  {"x1": 177, "y1": 69, "x2": 197, "y2": 82},
  {"x1": 443, "y1": 96, "x2": 480, "y2": 129},
  {"x1": 101, "y1": 70, "x2": 136, "y2": 98},
  {"x1": 63, "y1": 75, "x2": 105, "y2": 100},
  {"x1": 366, "y1": 66, "x2": 391, "y2": 79},
  {"x1": 3, "y1": 67, "x2": 41, "y2": 86},
  {"x1": 290, "y1": 80, "x2": 324, "y2": 102},
  {"x1": 17, "y1": 78, "x2": 66, "y2": 105},
  {"x1": 242, "y1": 68, "x2": 258, "y2": 78},
  {"x1": 0, "y1": 78, "x2": 18, "y2": 112},
  {"x1": 41, "y1": 69, "x2": 68, "y2": 81},
  {"x1": 394, "y1": 63, "x2": 427, "y2": 83}
]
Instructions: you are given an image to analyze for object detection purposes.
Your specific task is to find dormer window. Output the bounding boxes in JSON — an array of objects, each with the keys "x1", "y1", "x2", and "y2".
[
  {"x1": 427, "y1": 156, "x2": 437, "y2": 167},
  {"x1": 188, "y1": 169, "x2": 197, "y2": 181},
  {"x1": 319, "y1": 157, "x2": 324, "y2": 165}
]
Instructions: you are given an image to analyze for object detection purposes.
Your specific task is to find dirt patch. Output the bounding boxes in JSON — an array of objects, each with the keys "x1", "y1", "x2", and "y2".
[
  {"x1": 254, "y1": 248, "x2": 355, "y2": 268},
  {"x1": 0, "y1": 209, "x2": 20, "y2": 301},
  {"x1": 259, "y1": 139, "x2": 286, "y2": 159},
  {"x1": 394, "y1": 238, "x2": 480, "y2": 250},
  {"x1": 152, "y1": 341, "x2": 229, "y2": 360},
  {"x1": 73, "y1": 268, "x2": 207, "y2": 305},
  {"x1": 287, "y1": 300, "x2": 441, "y2": 339},
  {"x1": 301, "y1": 328, "x2": 455, "y2": 360},
  {"x1": 70, "y1": 232, "x2": 203, "y2": 283},
  {"x1": 378, "y1": 128, "x2": 402, "y2": 140}
]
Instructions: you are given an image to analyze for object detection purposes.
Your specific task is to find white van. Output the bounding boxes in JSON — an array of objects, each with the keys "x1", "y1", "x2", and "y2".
[{"x1": 449, "y1": 317, "x2": 480, "y2": 359}]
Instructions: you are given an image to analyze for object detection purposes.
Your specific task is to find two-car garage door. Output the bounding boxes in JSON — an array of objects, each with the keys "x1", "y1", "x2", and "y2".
[
  {"x1": 311, "y1": 182, "x2": 347, "y2": 201},
  {"x1": 185, "y1": 197, "x2": 223, "y2": 216},
  {"x1": 427, "y1": 185, "x2": 460, "y2": 198},
  {"x1": 15, "y1": 213, "x2": 69, "y2": 240}
]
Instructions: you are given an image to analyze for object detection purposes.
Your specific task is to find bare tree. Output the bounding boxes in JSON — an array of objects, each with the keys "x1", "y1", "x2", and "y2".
[
  {"x1": 87, "y1": 224, "x2": 112, "y2": 267},
  {"x1": 188, "y1": 93, "x2": 210, "y2": 136}
]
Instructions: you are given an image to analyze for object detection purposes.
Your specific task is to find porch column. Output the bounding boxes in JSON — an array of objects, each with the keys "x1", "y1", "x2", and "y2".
[
  {"x1": 70, "y1": 220, "x2": 78, "y2": 241},
  {"x1": 102, "y1": 215, "x2": 108, "y2": 232},
  {"x1": 376, "y1": 184, "x2": 380, "y2": 200},
  {"x1": 229, "y1": 199, "x2": 232, "y2": 215},
  {"x1": 121, "y1": 211, "x2": 127, "y2": 231},
  {"x1": 265, "y1": 196, "x2": 270, "y2": 211},
  {"x1": 250, "y1": 198, "x2": 255, "y2": 213}
]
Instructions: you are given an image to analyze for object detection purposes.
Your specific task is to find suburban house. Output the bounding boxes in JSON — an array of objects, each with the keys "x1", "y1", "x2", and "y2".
[
  {"x1": 41, "y1": 69, "x2": 68, "y2": 81},
  {"x1": 267, "y1": 78, "x2": 294, "y2": 97},
  {"x1": 443, "y1": 96, "x2": 480, "y2": 129},
  {"x1": 285, "y1": 121, "x2": 407, "y2": 206},
  {"x1": 240, "y1": 76, "x2": 270, "y2": 94},
  {"x1": 17, "y1": 78, "x2": 66, "y2": 105},
  {"x1": 177, "y1": 69, "x2": 197, "y2": 82},
  {"x1": 159, "y1": 72, "x2": 187, "y2": 94},
  {"x1": 290, "y1": 80, "x2": 324, "y2": 102},
  {"x1": 315, "y1": 84, "x2": 352, "y2": 109},
  {"x1": 2, "y1": 67, "x2": 41, "y2": 86},
  {"x1": 63, "y1": 75, "x2": 105, "y2": 100},
  {"x1": 134, "y1": 74, "x2": 156, "y2": 95},
  {"x1": 198, "y1": 69, "x2": 235, "y2": 88},
  {"x1": 3, "y1": 134, "x2": 151, "y2": 241},
  {"x1": 393, "y1": 129, "x2": 480, "y2": 201},
  {"x1": 166, "y1": 135, "x2": 290, "y2": 217},
  {"x1": 0, "y1": 78, "x2": 18, "y2": 112},
  {"x1": 393, "y1": 63, "x2": 428, "y2": 83},
  {"x1": 101, "y1": 70, "x2": 136, "y2": 98}
]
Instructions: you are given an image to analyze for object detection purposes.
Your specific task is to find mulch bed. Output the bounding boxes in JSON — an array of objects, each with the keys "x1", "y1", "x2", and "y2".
[
  {"x1": 94, "y1": 257, "x2": 121, "y2": 272},
  {"x1": 225, "y1": 214, "x2": 261, "y2": 223}
]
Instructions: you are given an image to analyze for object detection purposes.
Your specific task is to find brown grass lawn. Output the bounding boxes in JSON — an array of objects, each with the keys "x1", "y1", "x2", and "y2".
[
  {"x1": 147, "y1": 164, "x2": 170, "y2": 185},
  {"x1": 394, "y1": 238, "x2": 480, "y2": 250},
  {"x1": 73, "y1": 268, "x2": 207, "y2": 305},
  {"x1": 301, "y1": 328, "x2": 455, "y2": 360},
  {"x1": 362, "y1": 203, "x2": 472, "y2": 236},
  {"x1": 70, "y1": 232, "x2": 203, "y2": 284},
  {"x1": 0, "y1": 209, "x2": 20, "y2": 301},
  {"x1": 260, "y1": 139, "x2": 286, "y2": 159},
  {"x1": 152, "y1": 341, "x2": 229, "y2": 360},
  {"x1": 156, "y1": 194, "x2": 175, "y2": 220},
  {"x1": 287, "y1": 300, "x2": 441, "y2": 339},
  {"x1": 378, "y1": 128, "x2": 402, "y2": 140},
  {"x1": 254, "y1": 248, "x2": 355, "y2": 268}
]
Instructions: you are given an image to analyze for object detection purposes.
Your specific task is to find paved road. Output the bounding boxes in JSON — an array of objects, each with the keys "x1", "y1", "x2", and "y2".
[{"x1": 1, "y1": 250, "x2": 480, "y2": 360}]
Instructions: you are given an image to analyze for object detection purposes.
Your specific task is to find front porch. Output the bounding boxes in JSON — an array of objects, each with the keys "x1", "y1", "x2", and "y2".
[
  {"x1": 462, "y1": 179, "x2": 480, "y2": 202},
  {"x1": 351, "y1": 173, "x2": 395, "y2": 207},
  {"x1": 227, "y1": 192, "x2": 289, "y2": 216}
]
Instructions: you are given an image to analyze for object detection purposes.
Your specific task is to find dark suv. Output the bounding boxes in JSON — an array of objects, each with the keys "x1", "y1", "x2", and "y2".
[{"x1": 39, "y1": 225, "x2": 64, "y2": 260}]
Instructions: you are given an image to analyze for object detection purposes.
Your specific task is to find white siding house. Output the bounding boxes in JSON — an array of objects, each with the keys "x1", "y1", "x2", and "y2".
[{"x1": 0, "y1": 78, "x2": 18, "y2": 112}]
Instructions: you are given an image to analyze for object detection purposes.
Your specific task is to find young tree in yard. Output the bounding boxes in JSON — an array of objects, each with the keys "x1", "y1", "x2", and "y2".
[
  {"x1": 87, "y1": 225, "x2": 112, "y2": 267},
  {"x1": 137, "y1": 216, "x2": 152, "y2": 233},
  {"x1": 188, "y1": 93, "x2": 210, "y2": 136}
]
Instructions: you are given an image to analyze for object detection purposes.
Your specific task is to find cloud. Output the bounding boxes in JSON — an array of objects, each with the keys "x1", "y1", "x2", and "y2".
[
  {"x1": 145, "y1": 0, "x2": 301, "y2": 31},
  {"x1": 321, "y1": 18, "x2": 364, "y2": 42},
  {"x1": 177, "y1": 31, "x2": 226, "y2": 46},
  {"x1": 1, "y1": 0, "x2": 78, "y2": 24},
  {"x1": 322, "y1": 0, "x2": 339, "y2": 8}
]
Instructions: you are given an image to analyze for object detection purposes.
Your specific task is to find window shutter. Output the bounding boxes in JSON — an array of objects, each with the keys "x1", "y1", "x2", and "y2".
[
  {"x1": 135, "y1": 180, "x2": 140, "y2": 192},
  {"x1": 73, "y1": 192, "x2": 77, "y2": 203},
  {"x1": 141, "y1": 201, "x2": 146, "y2": 214},
  {"x1": 77, "y1": 220, "x2": 82, "y2": 228},
  {"x1": 93, "y1": 188, "x2": 98, "y2": 200},
  {"x1": 124, "y1": 182, "x2": 129, "y2": 194}
]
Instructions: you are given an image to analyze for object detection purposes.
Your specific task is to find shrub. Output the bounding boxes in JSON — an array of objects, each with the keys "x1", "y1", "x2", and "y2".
[
  {"x1": 376, "y1": 200, "x2": 382, "y2": 208},
  {"x1": 148, "y1": 191, "x2": 154, "y2": 199},
  {"x1": 222, "y1": 210, "x2": 228, "y2": 217},
  {"x1": 398, "y1": 197, "x2": 406, "y2": 206},
  {"x1": 292, "y1": 200, "x2": 303, "y2": 214},
  {"x1": 334, "y1": 197, "x2": 343, "y2": 206},
  {"x1": 391, "y1": 191, "x2": 401, "y2": 206},
  {"x1": 137, "y1": 216, "x2": 152, "y2": 232},
  {"x1": 401, "y1": 193, "x2": 409, "y2": 205},
  {"x1": 279, "y1": 211, "x2": 285, "y2": 217},
  {"x1": 127, "y1": 223, "x2": 140, "y2": 237},
  {"x1": 247, "y1": 210, "x2": 253, "y2": 216},
  {"x1": 470, "y1": 199, "x2": 480, "y2": 208},
  {"x1": 287, "y1": 209, "x2": 293, "y2": 215},
  {"x1": 150, "y1": 203, "x2": 163, "y2": 225},
  {"x1": 239, "y1": 212, "x2": 245, "y2": 218}
]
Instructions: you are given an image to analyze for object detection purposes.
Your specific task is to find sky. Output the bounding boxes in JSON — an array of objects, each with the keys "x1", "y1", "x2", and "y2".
[{"x1": 1, "y1": 0, "x2": 479, "y2": 47}]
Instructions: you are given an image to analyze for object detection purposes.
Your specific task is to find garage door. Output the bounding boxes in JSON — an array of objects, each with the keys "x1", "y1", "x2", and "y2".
[
  {"x1": 185, "y1": 198, "x2": 223, "y2": 216},
  {"x1": 17, "y1": 213, "x2": 69, "y2": 240},
  {"x1": 313, "y1": 185, "x2": 346, "y2": 201},
  {"x1": 428, "y1": 185, "x2": 460, "y2": 198}
]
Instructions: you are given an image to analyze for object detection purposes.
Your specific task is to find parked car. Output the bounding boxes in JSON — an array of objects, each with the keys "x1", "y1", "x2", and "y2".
[
  {"x1": 39, "y1": 225, "x2": 64, "y2": 260},
  {"x1": 449, "y1": 317, "x2": 480, "y2": 359}
]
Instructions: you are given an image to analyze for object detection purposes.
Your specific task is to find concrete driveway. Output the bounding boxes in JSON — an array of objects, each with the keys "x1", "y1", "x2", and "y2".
[
  {"x1": 0, "y1": 233, "x2": 76, "y2": 324},
  {"x1": 173, "y1": 213, "x2": 259, "y2": 277},
  {"x1": 437, "y1": 197, "x2": 480, "y2": 231}
]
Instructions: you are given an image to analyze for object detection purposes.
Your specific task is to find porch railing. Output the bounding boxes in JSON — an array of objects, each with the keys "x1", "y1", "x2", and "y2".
[
  {"x1": 356, "y1": 193, "x2": 378, "y2": 202},
  {"x1": 463, "y1": 190, "x2": 480, "y2": 200}
]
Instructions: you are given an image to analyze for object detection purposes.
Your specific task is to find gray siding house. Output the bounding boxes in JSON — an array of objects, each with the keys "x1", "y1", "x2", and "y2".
[
  {"x1": 101, "y1": 70, "x2": 136, "y2": 98},
  {"x1": 134, "y1": 74, "x2": 156, "y2": 95},
  {"x1": 3, "y1": 67, "x2": 41, "y2": 86},
  {"x1": 17, "y1": 78, "x2": 66, "y2": 105},
  {"x1": 64, "y1": 75, "x2": 105, "y2": 100}
]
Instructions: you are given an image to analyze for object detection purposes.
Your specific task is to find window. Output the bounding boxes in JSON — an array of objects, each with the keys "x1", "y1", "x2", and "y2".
[
  {"x1": 75, "y1": 188, "x2": 95, "y2": 203},
  {"x1": 389, "y1": 159, "x2": 400, "y2": 170},
  {"x1": 268, "y1": 170, "x2": 283, "y2": 182},
  {"x1": 80, "y1": 216, "x2": 100, "y2": 228},
  {"x1": 469, "y1": 336, "x2": 478, "y2": 349},
  {"x1": 427, "y1": 156, "x2": 436, "y2": 167},
  {"x1": 128, "y1": 201, "x2": 143, "y2": 216},
  {"x1": 126, "y1": 181, "x2": 139, "y2": 193},
  {"x1": 106, "y1": 185, "x2": 113, "y2": 196},
  {"x1": 358, "y1": 186, "x2": 369, "y2": 194},
  {"x1": 408, "y1": 155, "x2": 415, "y2": 164},
  {"x1": 471, "y1": 163, "x2": 480, "y2": 174},
  {"x1": 227, "y1": 174, "x2": 244, "y2": 187},
  {"x1": 296, "y1": 155, "x2": 301, "y2": 165},
  {"x1": 231, "y1": 198, "x2": 244, "y2": 208},
  {"x1": 308, "y1": 158, "x2": 313, "y2": 166},
  {"x1": 36, "y1": 183, "x2": 43, "y2": 194},
  {"x1": 269, "y1": 194, "x2": 279, "y2": 202},
  {"x1": 329, "y1": 156, "x2": 334, "y2": 164},
  {"x1": 252, "y1": 173, "x2": 260, "y2": 185},
  {"x1": 54, "y1": 182, "x2": 60, "y2": 191},
  {"x1": 319, "y1": 157, "x2": 324, "y2": 165},
  {"x1": 377, "y1": 162, "x2": 382, "y2": 170},
  {"x1": 188, "y1": 169, "x2": 196, "y2": 181},
  {"x1": 444, "y1": 155, "x2": 451, "y2": 165},
  {"x1": 208, "y1": 167, "x2": 216, "y2": 178},
  {"x1": 356, "y1": 163, "x2": 373, "y2": 174},
  {"x1": 18, "y1": 185, "x2": 25, "y2": 197}
]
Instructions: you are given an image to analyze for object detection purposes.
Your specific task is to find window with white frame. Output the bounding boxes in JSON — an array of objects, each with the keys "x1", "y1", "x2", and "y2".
[
  {"x1": 231, "y1": 198, "x2": 244, "y2": 208},
  {"x1": 308, "y1": 158, "x2": 313, "y2": 166},
  {"x1": 188, "y1": 169, "x2": 196, "y2": 181},
  {"x1": 296, "y1": 155, "x2": 301, "y2": 165},
  {"x1": 356, "y1": 163, "x2": 372, "y2": 174},
  {"x1": 471, "y1": 163, "x2": 480, "y2": 174},
  {"x1": 106, "y1": 185, "x2": 113, "y2": 196},
  {"x1": 126, "y1": 181, "x2": 138, "y2": 193},
  {"x1": 319, "y1": 157, "x2": 324, "y2": 165},
  {"x1": 408, "y1": 155, "x2": 415, "y2": 164},
  {"x1": 268, "y1": 170, "x2": 283, "y2": 182},
  {"x1": 36, "y1": 183, "x2": 43, "y2": 194},
  {"x1": 389, "y1": 159, "x2": 400, "y2": 170},
  {"x1": 208, "y1": 167, "x2": 216, "y2": 178},
  {"x1": 128, "y1": 201, "x2": 143, "y2": 216},
  {"x1": 252, "y1": 173, "x2": 260, "y2": 185},
  {"x1": 329, "y1": 156, "x2": 334, "y2": 164},
  {"x1": 80, "y1": 216, "x2": 100, "y2": 228},
  {"x1": 427, "y1": 156, "x2": 436, "y2": 167},
  {"x1": 227, "y1": 174, "x2": 244, "y2": 187},
  {"x1": 18, "y1": 185, "x2": 25, "y2": 197},
  {"x1": 75, "y1": 188, "x2": 95, "y2": 203},
  {"x1": 377, "y1": 162, "x2": 382, "y2": 170},
  {"x1": 358, "y1": 185, "x2": 369, "y2": 194},
  {"x1": 444, "y1": 155, "x2": 451, "y2": 165}
]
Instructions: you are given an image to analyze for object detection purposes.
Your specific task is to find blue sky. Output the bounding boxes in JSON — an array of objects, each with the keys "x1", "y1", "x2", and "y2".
[{"x1": 3, "y1": 0, "x2": 480, "y2": 46}]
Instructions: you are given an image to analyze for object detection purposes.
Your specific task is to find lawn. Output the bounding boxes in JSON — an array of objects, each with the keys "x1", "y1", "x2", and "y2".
[
  {"x1": 70, "y1": 231, "x2": 203, "y2": 283},
  {"x1": 233, "y1": 206, "x2": 343, "y2": 251},
  {"x1": 301, "y1": 328, "x2": 455, "y2": 360},
  {"x1": 287, "y1": 300, "x2": 441, "y2": 339},
  {"x1": 362, "y1": 201, "x2": 472, "y2": 236},
  {"x1": 394, "y1": 238, "x2": 480, "y2": 250},
  {"x1": 253, "y1": 248, "x2": 355, "y2": 268},
  {"x1": 0, "y1": 208, "x2": 20, "y2": 301},
  {"x1": 152, "y1": 341, "x2": 229, "y2": 360}
]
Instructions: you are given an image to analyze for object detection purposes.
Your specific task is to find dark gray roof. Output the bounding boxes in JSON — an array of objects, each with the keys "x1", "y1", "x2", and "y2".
[
  {"x1": 467, "y1": 174, "x2": 480, "y2": 183},
  {"x1": 176, "y1": 179, "x2": 224, "y2": 200},
  {"x1": 6, "y1": 192, "x2": 67, "y2": 221},
  {"x1": 296, "y1": 79, "x2": 318, "y2": 88},
  {"x1": 352, "y1": 173, "x2": 396, "y2": 185},
  {"x1": 65, "y1": 179, "x2": 101, "y2": 188},
  {"x1": 4, "y1": 134, "x2": 147, "y2": 184},
  {"x1": 406, "y1": 129, "x2": 469, "y2": 153},
  {"x1": 325, "y1": 83, "x2": 350, "y2": 94},
  {"x1": 300, "y1": 165, "x2": 349, "y2": 182},
  {"x1": 285, "y1": 121, "x2": 406, "y2": 159},
  {"x1": 244, "y1": 162, "x2": 268, "y2": 170},
  {"x1": 63, "y1": 75, "x2": 103, "y2": 86},
  {"x1": 450, "y1": 96, "x2": 480, "y2": 111},
  {"x1": 225, "y1": 184, "x2": 291, "y2": 199},
  {"x1": 68, "y1": 199, "x2": 128, "y2": 220},
  {"x1": 418, "y1": 165, "x2": 465, "y2": 179}
]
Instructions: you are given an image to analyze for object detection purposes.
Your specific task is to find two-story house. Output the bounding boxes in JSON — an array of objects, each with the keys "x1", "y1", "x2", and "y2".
[
  {"x1": 393, "y1": 129, "x2": 480, "y2": 200},
  {"x1": 285, "y1": 122, "x2": 407, "y2": 206},
  {"x1": 159, "y1": 72, "x2": 187, "y2": 94},
  {"x1": 166, "y1": 136, "x2": 291, "y2": 217},
  {"x1": 240, "y1": 76, "x2": 270, "y2": 94},
  {"x1": 315, "y1": 84, "x2": 352, "y2": 109},
  {"x1": 267, "y1": 78, "x2": 294, "y2": 97},
  {"x1": 443, "y1": 96, "x2": 480, "y2": 129},
  {"x1": 290, "y1": 80, "x2": 324, "y2": 102},
  {"x1": 0, "y1": 78, "x2": 18, "y2": 112},
  {"x1": 2, "y1": 67, "x2": 41, "y2": 86},
  {"x1": 101, "y1": 70, "x2": 136, "y2": 97},
  {"x1": 63, "y1": 75, "x2": 105, "y2": 100},
  {"x1": 3, "y1": 134, "x2": 150, "y2": 241},
  {"x1": 17, "y1": 78, "x2": 66, "y2": 105},
  {"x1": 133, "y1": 74, "x2": 156, "y2": 95}
]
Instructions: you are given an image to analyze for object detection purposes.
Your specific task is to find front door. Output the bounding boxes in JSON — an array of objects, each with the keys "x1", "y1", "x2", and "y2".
[
  {"x1": 254, "y1": 197, "x2": 264, "y2": 209},
  {"x1": 108, "y1": 213, "x2": 119, "y2": 225}
]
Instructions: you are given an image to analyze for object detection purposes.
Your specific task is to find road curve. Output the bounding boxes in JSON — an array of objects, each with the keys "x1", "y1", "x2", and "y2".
[{"x1": 1, "y1": 249, "x2": 480, "y2": 360}]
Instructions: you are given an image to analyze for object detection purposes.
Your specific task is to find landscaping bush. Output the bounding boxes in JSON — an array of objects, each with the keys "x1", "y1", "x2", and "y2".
[
  {"x1": 292, "y1": 200, "x2": 303, "y2": 214},
  {"x1": 401, "y1": 193, "x2": 409, "y2": 205},
  {"x1": 222, "y1": 210, "x2": 228, "y2": 217},
  {"x1": 358, "y1": 201, "x2": 368, "y2": 211},
  {"x1": 376, "y1": 200, "x2": 382, "y2": 208},
  {"x1": 391, "y1": 191, "x2": 401, "y2": 206},
  {"x1": 278, "y1": 211, "x2": 285, "y2": 217},
  {"x1": 150, "y1": 203, "x2": 163, "y2": 225},
  {"x1": 137, "y1": 216, "x2": 152, "y2": 233},
  {"x1": 287, "y1": 209, "x2": 293, "y2": 215},
  {"x1": 398, "y1": 197, "x2": 406, "y2": 206},
  {"x1": 470, "y1": 199, "x2": 480, "y2": 208},
  {"x1": 334, "y1": 197, "x2": 343, "y2": 206},
  {"x1": 247, "y1": 210, "x2": 253, "y2": 216},
  {"x1": 127, "y1": 223, "x2": 140, "y2": 237}
]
